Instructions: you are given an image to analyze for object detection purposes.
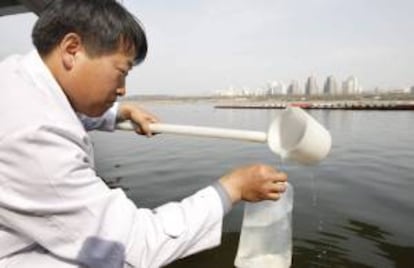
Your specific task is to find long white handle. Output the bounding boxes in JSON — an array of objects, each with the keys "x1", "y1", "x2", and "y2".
[{"x1": 116, "y1": 121, "x2": 267, "y2": 143}]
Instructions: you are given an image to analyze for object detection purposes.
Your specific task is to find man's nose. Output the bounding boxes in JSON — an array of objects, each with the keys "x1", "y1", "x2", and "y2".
[{"x1": 116, "y1": 87, "x2": 126, "y2": 96}]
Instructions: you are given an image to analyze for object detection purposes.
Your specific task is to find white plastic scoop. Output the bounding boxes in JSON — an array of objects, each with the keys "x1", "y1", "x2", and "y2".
[{"x1": 116, "y1": 106, "x2": 331, "y2": 165}]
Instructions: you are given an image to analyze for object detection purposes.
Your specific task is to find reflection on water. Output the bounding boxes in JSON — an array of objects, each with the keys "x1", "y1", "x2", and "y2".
[
  {"x1": 91, "y1": 104, "x2": 414, "y2": 267},
  {"x1": 293, "y1": 219, "x2": 414, "y2": 268},
  {"x1": 168, "y1": 219, "x2": 414, "y2": 268}
]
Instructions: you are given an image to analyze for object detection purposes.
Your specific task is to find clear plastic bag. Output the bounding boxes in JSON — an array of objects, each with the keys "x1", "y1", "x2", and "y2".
[{"x1": 234, "y1": 183, "x2": 293, "y2": 268}]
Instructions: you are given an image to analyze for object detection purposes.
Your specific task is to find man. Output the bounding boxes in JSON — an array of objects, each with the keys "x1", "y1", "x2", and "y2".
[{"x1": 0, "y1": 0, "x2": 288, "y2": 267}]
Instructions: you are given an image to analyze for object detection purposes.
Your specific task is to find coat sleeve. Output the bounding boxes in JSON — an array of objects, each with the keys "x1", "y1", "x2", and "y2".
[{"x1": 0, "y1": 124, "x2": 224, "y2": 268}]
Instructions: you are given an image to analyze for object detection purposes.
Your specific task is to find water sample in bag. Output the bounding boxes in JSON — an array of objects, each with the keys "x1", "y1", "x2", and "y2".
[{"x1": 234, "y1": 183, "x2": 293, "y2": 268}]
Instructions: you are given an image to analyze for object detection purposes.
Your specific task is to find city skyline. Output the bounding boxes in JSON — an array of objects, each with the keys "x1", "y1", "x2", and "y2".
[
  {"x1": 0, "y1": 0, "x2": 413, "y2": 96},
  {"x1": 216, "y1": 74, "x2": 368, "y2": 97}
]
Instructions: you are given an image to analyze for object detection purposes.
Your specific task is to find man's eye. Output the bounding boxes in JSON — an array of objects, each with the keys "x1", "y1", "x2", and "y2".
[{"x1": 118, "y1": 69, "x2": 128, "y2": 76}]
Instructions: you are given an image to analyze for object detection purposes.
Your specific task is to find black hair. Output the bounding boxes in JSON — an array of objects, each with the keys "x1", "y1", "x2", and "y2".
[{"x1": 32, "y1": 0, "x2": 147, "y2": 65}]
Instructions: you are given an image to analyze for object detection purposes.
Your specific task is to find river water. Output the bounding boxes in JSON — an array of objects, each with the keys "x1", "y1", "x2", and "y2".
[{"x1": 91, "y1": 103, "x2": 414, "y2": 268}]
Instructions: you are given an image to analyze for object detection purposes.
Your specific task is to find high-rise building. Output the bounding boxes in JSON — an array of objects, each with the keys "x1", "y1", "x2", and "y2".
[
  {"x1": 342, "y1": 76, "x2": 361, "y2": 94},
  {"x1": 342, "y1": 81, "x2": 349, "y2": 95},
  {"x1": 267, "y1": 81, "x2": 286, "y2": 95},
  {"x1": 323, "y1": 75, "x2": 338, "y2": 95},
  {"x1": 287, "y1": 80, "x2": 300, "y2": 95},
  {"x1": 305, "y1": 75, "x2": 318, "y2": 95}
]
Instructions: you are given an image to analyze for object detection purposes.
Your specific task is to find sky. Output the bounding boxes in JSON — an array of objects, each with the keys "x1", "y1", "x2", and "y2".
[{"x1": 1, "y1": 0, "x2": 413, "y2": 95}]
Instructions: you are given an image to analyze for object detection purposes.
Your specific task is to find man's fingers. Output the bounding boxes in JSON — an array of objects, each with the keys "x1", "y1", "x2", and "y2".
[
  {"x1": 142, "y1": 123, "x2": 153, "y2": 137},
  {"x1": 134, "y1": 122, "x2": 152, "y2": 137},
  {"x1": 131, "y1": 114, "x2": 162, "y2": 137},
  {"x1": 269, "y1": 171, "x2": 288, "y2": 183},
  {"x1": 149, "y1": 115, "x2": 160, "y2": 123},
  {"x1": 269, "y1": 181, "x2": 287, "y2": 193}
]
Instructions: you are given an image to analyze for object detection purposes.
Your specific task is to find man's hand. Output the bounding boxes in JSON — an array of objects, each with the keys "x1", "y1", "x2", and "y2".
[
  {"x1": 117, "y1": 102, "x2": 159, "y2": 136},
  {"x1": 219, "y1": 164, "x2": 288, "y2": 204}
]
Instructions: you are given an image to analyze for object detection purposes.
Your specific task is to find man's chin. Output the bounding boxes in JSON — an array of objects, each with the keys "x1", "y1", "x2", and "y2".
[
  {"x1": 82, "y1": 107, "x2": 109, "y2": 118},
  {"x1": 75, "y1": 101, "x2": 115, "y2": 117}
]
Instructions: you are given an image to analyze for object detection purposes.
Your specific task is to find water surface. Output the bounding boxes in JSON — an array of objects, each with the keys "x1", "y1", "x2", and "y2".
[{"x1": 91, "y1": 103, "x2": 414, "y2": 268}]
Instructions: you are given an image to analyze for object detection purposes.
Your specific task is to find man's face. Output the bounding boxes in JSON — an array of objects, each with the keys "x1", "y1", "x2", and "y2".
[{"x1": 67, "y1": 47, "x2": 134, "y2": 117}]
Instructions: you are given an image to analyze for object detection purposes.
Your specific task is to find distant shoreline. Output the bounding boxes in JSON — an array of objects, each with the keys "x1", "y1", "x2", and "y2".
[{"x1": 121, "y1": 93, "x2": 414, "y2": 105}]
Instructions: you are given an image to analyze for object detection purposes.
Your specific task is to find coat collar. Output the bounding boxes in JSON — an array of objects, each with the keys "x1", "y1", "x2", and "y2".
[{"x1": 21, "y1": 50, "x2": 81, "y2": 126}]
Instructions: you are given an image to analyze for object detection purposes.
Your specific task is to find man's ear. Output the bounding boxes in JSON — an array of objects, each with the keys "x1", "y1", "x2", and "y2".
[{"x1": 60, "y1": 33, "x2": 83, "y2": 70}]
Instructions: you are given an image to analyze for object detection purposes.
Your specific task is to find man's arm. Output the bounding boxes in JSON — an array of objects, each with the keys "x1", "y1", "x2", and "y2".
[
  {"x1": 0, "y1": 123, "x2": 287, "y2": 267},
  {"x1": 0, "y1": 124, "x2": 223, "y2": 267}
]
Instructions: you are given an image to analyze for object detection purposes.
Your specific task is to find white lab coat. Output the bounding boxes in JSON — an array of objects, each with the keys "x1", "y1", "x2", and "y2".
[{"x1": 0, "y1": 51, "x2": 225, "y2": 268}]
